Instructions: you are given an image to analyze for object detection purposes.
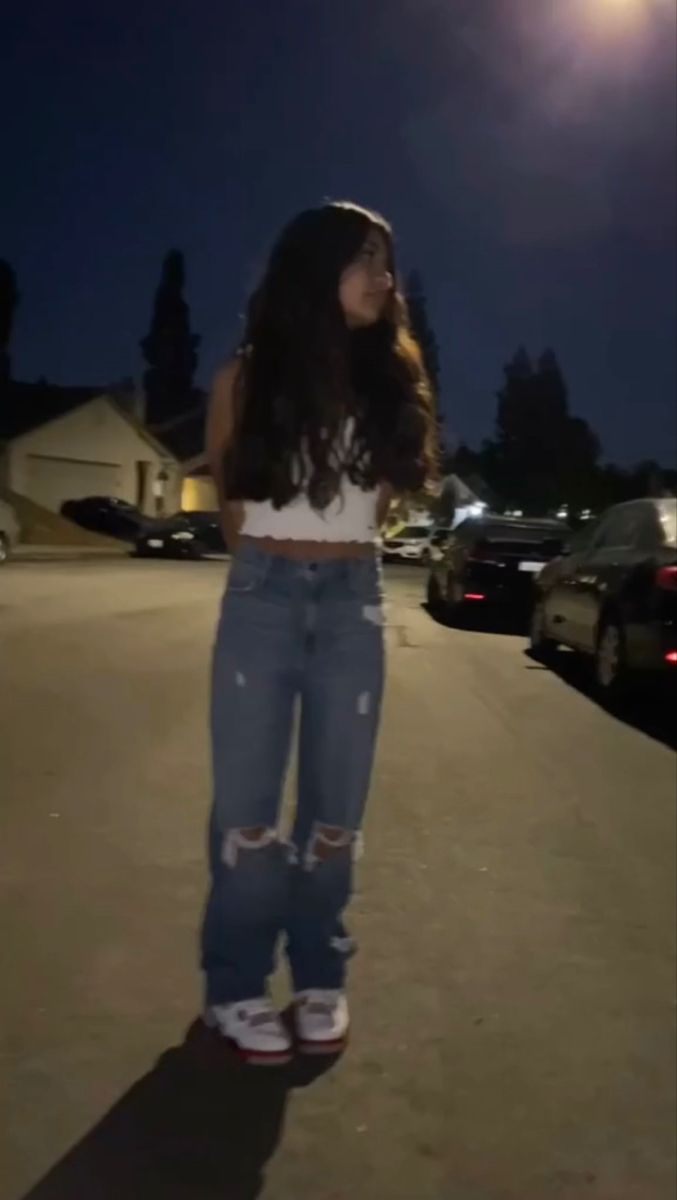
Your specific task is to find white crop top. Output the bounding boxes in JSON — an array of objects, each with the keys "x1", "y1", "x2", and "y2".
[{"x1": 239, "y1": 419, "x2": 381, "y2": 543}]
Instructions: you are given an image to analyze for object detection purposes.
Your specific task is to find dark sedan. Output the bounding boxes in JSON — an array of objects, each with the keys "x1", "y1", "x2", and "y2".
[
  {"x1": 135, "y1": 511, "x2": 227, "y2": 559},
  {"x1": 61, "y1": 496, "x2": 147, "y2": 542},
  {"x1": 530, "y1": 498, "x2": 677, "y2": 698},
  {"x1": 426, "y1": 515, "x2": 568, "y2": 620}
]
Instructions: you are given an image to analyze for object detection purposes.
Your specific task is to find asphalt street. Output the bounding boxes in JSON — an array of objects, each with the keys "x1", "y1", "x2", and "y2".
[{"x1": 1, "y1": 559, "x2": 675, "y2": 1200}]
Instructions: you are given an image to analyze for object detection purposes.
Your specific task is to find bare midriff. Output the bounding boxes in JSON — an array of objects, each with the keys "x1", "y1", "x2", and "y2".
[
  {"x1": 222, "y1": 486, "x2": 392, "y2": 561},
  {"x1": 239, "y1": 535, "x2": 375, "y2": 561}
]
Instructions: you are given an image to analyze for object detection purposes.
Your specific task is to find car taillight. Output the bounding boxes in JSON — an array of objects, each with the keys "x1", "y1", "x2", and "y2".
[
  {"x1": 666, "y1": 650, "x2": 677, "y2": 665},
  {"x1": 656, "y1": 565, "x2": 677, "y2": 591}
]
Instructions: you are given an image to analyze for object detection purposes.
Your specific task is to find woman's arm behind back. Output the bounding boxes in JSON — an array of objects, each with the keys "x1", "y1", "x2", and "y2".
[{"x1": 205, "y1": 360, "x2": 245, "y2": 550}]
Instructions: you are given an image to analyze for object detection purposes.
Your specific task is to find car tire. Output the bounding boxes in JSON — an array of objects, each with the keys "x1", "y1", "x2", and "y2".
[
  {"x1": 0, "y1": 534, "x2": 9, "y2": 565},
  {"x1": 594, "y1": 616, "x2": 628, "y2": 703},
  {"x1": 424, "y1": 568, "x2": 441, "y2": 609},
  {"x1": 443, "y1": 577, "x2": 468, "y2": 626},
  {"x1": 529, "y1": 599, "x2": 557, "y2": 661}
]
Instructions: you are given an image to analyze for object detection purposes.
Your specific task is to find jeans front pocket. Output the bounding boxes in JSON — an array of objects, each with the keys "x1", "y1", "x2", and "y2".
[
  {"x1": 227, "y1": 555, "x2": 270, "y2": 595},
  {"x1": 346, "y1": 557, "x2": 384, "y2": 605}
]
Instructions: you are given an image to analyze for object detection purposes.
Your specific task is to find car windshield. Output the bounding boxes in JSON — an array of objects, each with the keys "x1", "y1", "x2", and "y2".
[
  {"x1": 91, "y1": 497, "x2": 134, "y2": 509},
  {"x1": 567, "y1": 523, "x2": 598, "y2": 553},
  {"x1": 484, "y1": 522, "x2": 563, "y2": 542},
  {"x1": 657, "y1": 499, "x2": 677, "y2": 547},
  {"x1": 462, "y1": 521, "x2": 566, "y2": 555},
  {"x1": 399, "y1": 526, "x2": 430, "y2": 539}
]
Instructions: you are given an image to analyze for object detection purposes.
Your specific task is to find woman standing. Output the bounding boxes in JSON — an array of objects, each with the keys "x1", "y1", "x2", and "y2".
[{"x1": 201, "y1": 201, "x2": 437, "y2": 1065}]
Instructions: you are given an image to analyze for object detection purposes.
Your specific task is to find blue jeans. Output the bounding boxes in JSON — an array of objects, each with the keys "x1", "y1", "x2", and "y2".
[{"x1": 200, "y1": 541, "x2": 385, "y2": 1004}]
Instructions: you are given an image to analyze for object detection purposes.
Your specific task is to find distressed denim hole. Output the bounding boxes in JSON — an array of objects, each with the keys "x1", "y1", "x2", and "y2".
[
  {"x1": 303, "y1": 824, "x2": 357, "y2": 871},
  {"x1": 221, "y1": 826, "x2": 278, "y2": 868},
  {"x1": 362, "y1": 605, "x2": 384, "y2": 626}
]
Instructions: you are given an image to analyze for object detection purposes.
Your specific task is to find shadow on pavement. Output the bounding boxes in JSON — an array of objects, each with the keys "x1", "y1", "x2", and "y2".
[
  {"x1": 422, "y1": 598, "x2": 676, "y2": 751},
  {"x1": 524, "y1": 648, "x2": 677, "y2": 752},
  {"x1": 423, "y1": 601, "x2": 528, "y2": 639},
  {"x1": 20, "y1": 1018, "x2": 338, "y2": 1200}
]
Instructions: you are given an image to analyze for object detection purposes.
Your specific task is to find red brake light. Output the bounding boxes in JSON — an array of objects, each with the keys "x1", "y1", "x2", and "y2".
[
  {"x1": 656, "y1": 566, "x2": 677, "y2": 591},
  {"x1": 666, "y1": 651, "x2": 677, "y2": 665},
  {"x1": 464, "y1": 593, "x2": 486, "y2": 602}
]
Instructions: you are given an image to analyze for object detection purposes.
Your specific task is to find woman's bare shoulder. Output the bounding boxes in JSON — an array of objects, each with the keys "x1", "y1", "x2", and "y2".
[
  {"x1": 211, "y1": 357, "x2": 243, "y2": 401},
  {"x1": 206, "y1": 359, "x2": 244, "y2": 463}
]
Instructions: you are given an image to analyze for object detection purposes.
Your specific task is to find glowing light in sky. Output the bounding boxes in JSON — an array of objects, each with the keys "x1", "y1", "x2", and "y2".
[
  {"x1": 595, "y1": 0, "x2": 645, "y2": 13},
  {"x1": 571, "y1": 0, "x2": 669, "y2": 42}
]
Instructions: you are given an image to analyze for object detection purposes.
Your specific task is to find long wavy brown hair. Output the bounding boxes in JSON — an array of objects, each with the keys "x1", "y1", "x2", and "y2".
[{"x1": 223, "y1": 201, "x2": 439, "y2": 509}]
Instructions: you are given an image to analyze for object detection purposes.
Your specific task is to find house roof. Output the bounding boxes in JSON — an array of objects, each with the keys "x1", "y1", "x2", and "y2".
[
  {"x1": 149, "y1": 400, "x2": 206, "y2": 464},
  {"x1": 0, "y1": 381, "x2": 179, "y2": 463},
  {"x1": 441, "y1": 473, "x2": 483, "y2": 505},
  {"x1": 114, "y1": 405, "x2": 180, "y2": 462},
  {"x1": 0, "y1": 381, "x2": 106, "y2": 441}
]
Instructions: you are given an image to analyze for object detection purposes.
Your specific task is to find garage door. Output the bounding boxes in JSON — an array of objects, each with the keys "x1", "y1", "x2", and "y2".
[{"x1": 24, "y1": 455, "x2": 123, "y2": 512}]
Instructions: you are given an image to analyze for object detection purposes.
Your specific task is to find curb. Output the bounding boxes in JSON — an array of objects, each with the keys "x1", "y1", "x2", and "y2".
[{"x1": 11, "y1": 545, "x2": 130, "y2": 563}]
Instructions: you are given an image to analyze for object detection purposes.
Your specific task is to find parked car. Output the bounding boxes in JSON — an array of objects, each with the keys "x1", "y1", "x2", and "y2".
[
  {"x1": 61, "y1": 496, "x2": 148, "y2": 542},
  {"x1": 426, "y1": 515, "x2": 568, "y2": 619},
  {"x1": 530, "y1": 497, "x2": 677, "y2": 698},
  {"x1": 428, "y1": 524, "x2": 454, "y2": 557},
  {"x1": 135, "y1": 511, "x2": 227, "y2": 559},
  {"x1": 0, "y1": 497, "x2": 20, "y2": 564},
  {"x1": 383, "y1": 523, "x2": 434, "y2": 563}
]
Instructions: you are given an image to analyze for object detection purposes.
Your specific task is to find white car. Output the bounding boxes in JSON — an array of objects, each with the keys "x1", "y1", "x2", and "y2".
[
  {"x1": 0, "y1": 498, "x2": 20, "y2": 564},
  {"x1": 383, "y1": 524, "x2": 433, "y2": 563}
]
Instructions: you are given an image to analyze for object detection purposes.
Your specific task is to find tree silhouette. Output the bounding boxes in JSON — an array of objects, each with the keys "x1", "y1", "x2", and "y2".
[
  {"x1": 405, "y1": 271, "x2": 439, "y2": 393},
  {"x1": 489, "y1": 347, "x2": 600, "y2": 514},
  {"x1": 141, "y1": 250, "x2": 200, "y2": 426},
  {"x1": 0, "y1": 260, "x2": 19, "y2": 384}
]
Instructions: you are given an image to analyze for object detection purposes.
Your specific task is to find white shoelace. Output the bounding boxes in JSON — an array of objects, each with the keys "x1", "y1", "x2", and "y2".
[
  {"x1": 298, "y1": 990, "x2": 341, "y2": 1019},
  {"x1": 237, "y1": 999, "x2": 282, "y2": 1028}
]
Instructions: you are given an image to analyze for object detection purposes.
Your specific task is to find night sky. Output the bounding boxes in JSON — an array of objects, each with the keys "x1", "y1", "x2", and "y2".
[{"x1": 3, "y1": 0, "x2": 676, "y2": 464}]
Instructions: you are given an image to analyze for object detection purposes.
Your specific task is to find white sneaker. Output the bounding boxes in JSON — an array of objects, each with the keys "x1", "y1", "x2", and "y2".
[
  {"x1": 204, "y1": 997, "x2": 292, "y2": 1066},
  {"x1": 294, "y1": 989, "x2": 350, "y2": 1055}
]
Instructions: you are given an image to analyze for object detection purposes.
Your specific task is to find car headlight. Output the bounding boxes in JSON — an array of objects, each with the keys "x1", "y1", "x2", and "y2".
[{"x1": 170, "y1": 531, "x2": 195, "y2": 541}]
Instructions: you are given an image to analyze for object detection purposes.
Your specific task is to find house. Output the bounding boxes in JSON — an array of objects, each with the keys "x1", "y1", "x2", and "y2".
[
  {"x1": 151, "y1": 399, "x2": 217, "y2": 512},
  {"x1": 436, "y1": 472, "x2": 493, "y2": 527},
  {"x1": 181, "y1": 461, "x2": 217, "y2": 511},
  {"x1": 0, "y1": 382, "x2": 181, "y2": 515}
]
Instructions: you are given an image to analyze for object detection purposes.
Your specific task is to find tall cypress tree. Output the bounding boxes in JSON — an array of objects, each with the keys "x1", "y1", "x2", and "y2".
[
  {"x1": 491, "y1": 347, "x2": 600, "y2": 513},
  {"x1": 405, "y1": 270, "x2": 445, "y2": 456},
  {"x1": 141, "y1": 250, "x2": 200, "y2": 426},
  {"x1": 0, "y1": 260, "x2": 19, "y2": 384}
]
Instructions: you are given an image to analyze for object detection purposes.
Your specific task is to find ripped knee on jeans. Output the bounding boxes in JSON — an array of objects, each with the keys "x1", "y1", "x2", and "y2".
[
  {"x1": 221, "y1": 826, "x2": 278, "y2": 868},
  {"x1": 303, "y1": 824, "x2": 363, "y2": 871}
]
